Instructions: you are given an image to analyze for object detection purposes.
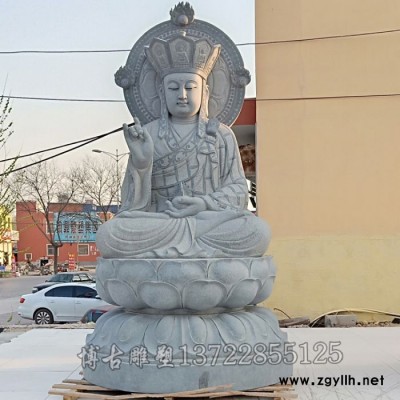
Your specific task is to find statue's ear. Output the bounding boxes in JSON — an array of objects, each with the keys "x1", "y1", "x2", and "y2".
[
  {"x1": 158, "y1": 83, "x2": 164, "y2": 97},
  {"x1": 201, "y1": 82, "x2": 210, "y2": 118},
  {"x1": 204, "y1": 84, "x2": 210, "y2": 101}
]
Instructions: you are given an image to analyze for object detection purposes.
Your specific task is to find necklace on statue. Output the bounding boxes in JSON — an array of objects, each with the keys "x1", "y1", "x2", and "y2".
[{"x1": 167, "y1": 123, "x2": 197, "y2": 150}]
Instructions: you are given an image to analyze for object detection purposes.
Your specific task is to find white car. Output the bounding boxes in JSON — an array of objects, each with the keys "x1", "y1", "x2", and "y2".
[{"x1": 18, "y1": 283, "x2": 110, "y2": 324}]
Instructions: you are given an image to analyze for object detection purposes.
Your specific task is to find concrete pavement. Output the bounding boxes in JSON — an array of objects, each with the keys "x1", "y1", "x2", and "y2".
[{"x1": 0, "y1": 326, "x2": 399, "y2": 400}]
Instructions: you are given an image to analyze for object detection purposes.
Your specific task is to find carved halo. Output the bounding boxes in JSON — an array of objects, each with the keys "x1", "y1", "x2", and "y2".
[{"x1": 116, "y1": 3, "x2": 250, "y2": 127}]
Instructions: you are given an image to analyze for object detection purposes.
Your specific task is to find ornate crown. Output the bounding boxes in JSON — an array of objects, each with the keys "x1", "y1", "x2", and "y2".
[{"x1": 144, "y1": 33, "x2": 221, "y2": 80}]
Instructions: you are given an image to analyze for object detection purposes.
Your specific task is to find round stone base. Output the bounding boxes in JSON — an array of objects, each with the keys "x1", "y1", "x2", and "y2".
[
  {"x1": 82, "y1": 306, "x2": 292, "y2": 393},
  {"x1": 95, "y1": 256, "x2": 276, "y2": 311}
]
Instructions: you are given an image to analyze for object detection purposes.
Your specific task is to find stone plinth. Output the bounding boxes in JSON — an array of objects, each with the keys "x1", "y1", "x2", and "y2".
[
  {"x1": 95, "y1": 257, "x2": 276, "y2": 311},
  {"x1": 82, "y1": 257, "x2": 292, "y2": 392}
]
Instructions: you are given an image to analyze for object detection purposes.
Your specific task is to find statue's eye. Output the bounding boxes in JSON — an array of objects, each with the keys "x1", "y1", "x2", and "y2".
[
  {"x1": 168, "y1": 85, "x2": 179, "y2": 90},
  {"x1": 185, "y1": 83, "x2": 197, "y2": 90}
]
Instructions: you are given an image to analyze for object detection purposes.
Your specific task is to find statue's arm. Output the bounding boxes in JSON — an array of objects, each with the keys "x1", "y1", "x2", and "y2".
[
  {"x1": 201, "y1": 128, "x2": 249, "y2": 211},
  {"x1": 119, "y1": 155, "x2": 153, "y2": 213},
  {"x1": 118, "y1": 119, "x2": 154, "y2": 213}
]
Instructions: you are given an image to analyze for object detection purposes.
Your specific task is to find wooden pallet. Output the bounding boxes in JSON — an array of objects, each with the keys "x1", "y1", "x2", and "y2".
[{"x1": 49, "y1": 379, "x2": 297, "y2": 400}]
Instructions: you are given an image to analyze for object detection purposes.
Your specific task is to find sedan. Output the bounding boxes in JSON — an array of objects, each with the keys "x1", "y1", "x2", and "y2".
[
  {"x1": 32, "y1": 272, "x2": 95, "y2": 293},
  {"x1": 18, "y1": 283, "x2": 109, "y2": 324},
  {"x1": 80, "y1": 305, "x2": 117, "y2": 323}
]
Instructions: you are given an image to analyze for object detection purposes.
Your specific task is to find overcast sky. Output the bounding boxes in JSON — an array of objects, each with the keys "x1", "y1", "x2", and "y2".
[{"x1": 0, "y1": 0, "x2": 255, "y2": 171}]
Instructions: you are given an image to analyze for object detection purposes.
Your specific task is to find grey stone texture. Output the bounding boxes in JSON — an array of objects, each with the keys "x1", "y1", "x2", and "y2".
[
  {"x1": 83, "y1": 2, "x2": 291, "y2": 392},
  {"x1": 95, "y1": 257, "x2": 276, "y2": 311},
  {"x1": 84, "y1": 306, "x2": 291, "y2": 393}
]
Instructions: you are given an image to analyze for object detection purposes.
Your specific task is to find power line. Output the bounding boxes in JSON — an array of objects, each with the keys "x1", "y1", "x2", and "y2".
[
  {"x1": 1, "y1": 130, "x2": 123, "y2": 162},
  {"x1": 5, "y1": 91, "x2": 398, "y2": 170},
  {"x1": 3, "y1": 95, "x2": 124, "y2": 103},
  {"x1": 0, "y1": 122, "x2": 134, "y2": 176},
  {"x1": 257, "y1": 93, "x2": 400, "y2": 102},
  {"x1": 1, "y1": 138, "x2": 98, "y2": 176},
  {"x1": 0, "y1": 49, "x2": 130, "y2": 54},
  {"x1": 1, "y1": 27, "x2": 400, "y2": 55},
  {"x1": 253, "y1": 27, "x2": 400, "y2": 46},
  {"x1": 1, "y1": 26, "x2": 399, "y2": 103},
  {"x1": 5, "y1": 91, "x2": 400, "y2": 105}
]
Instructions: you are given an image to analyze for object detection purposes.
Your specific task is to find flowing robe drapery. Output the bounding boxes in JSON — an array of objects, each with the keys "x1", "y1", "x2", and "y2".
[{"x1": 96, "y1": 119, "x2": 270, "y2": 258}]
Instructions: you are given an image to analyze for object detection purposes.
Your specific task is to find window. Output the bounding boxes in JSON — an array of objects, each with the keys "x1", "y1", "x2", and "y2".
[
  {"x1": 63, "y1": 221, "x2": 70, "y2": 233},
  {"x1": 48, "y1": 274, "x2": 71, "y2": 283},
  {"x1": 85, "y1": 221, "x2": 92, "y2": 233},
  {"x1": 92, "y1": 311, "x2": 105, "y2": 322},
  {"x1": 45, "y1": 222, "x2": 54, "y2": 234},
  {"x1": 45, "y1": 286, "x2": 74, "y2": 298},
  {"x1": 74, "y1": 286, "x2": 97, "y2": 298},
  {"x1": 78, "y1": 244, "x2": 89, "y2": 256},
  {"x1": 25, "y1": 253, "x2": 32, "y2": 261},
  {"x1": 78, "y1": 273, "x2": 91, "y2": 282},
  {"x1": 46, "y1": 244, "x2": 59, "y2": 256}
]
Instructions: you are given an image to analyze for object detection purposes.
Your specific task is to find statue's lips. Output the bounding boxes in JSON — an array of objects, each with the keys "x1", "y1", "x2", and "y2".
[{"x1": 177, "y1": 102, "x2": 188, "y2": 106}]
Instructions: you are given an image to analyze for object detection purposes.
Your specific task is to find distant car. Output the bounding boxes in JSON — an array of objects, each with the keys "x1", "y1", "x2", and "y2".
[
  {"x1": 18, "y1": 283, "x2": 109, "y2": 324},
  {"x1": 32, "y1": 272, "x2": 95, "y2": 293},
  {"x1": 80, "y1": 305, "x2": 117, "y2": 323}
]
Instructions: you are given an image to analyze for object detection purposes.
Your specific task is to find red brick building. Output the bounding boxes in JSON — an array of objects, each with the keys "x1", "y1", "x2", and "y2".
[{"x1": 15, "y1": 201, "x2": 115, "y2": 268}]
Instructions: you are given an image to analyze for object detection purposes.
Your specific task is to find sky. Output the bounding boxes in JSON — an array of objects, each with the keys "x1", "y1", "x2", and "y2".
[{"x1": 0, "y1": 0, "x2": 255, "y2": 171}]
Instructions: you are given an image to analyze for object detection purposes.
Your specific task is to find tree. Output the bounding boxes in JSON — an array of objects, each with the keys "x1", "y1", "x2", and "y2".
[
  {"x1": 70, "y1": 156, "x2": 122, "y2": 225},
  {"x1": 12, "y1": 160, "x2": 77, "y2": 274},
  {"x1": 0, "y1": 94, "x2": 17, "y2": 241}
]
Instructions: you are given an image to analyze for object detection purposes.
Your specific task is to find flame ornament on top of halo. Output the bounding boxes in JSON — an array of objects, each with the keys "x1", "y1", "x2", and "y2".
[{"x1": 170, "y1": 2, "x2": 195, "y2": 26}]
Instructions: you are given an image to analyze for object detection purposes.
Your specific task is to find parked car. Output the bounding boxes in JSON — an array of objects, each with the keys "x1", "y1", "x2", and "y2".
[
  {"x1": 18, "y1": 283, "x2": 109, "y2": 324},
  {"x1": 80, "y1": 305, "x2": 117, "y2": 323},
  {"x1": 32, "y1": 272, "x2": 95, "y2": 293}
]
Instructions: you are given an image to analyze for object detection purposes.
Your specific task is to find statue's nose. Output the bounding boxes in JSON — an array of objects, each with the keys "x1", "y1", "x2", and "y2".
[{"x1": 178, "y1": 87, "x2": 187, "y2": 99}]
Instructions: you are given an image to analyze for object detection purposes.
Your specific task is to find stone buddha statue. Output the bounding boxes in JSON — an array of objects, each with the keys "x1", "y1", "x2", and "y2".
[
  {"x1": 83, "y1": 4, "x2": 291, "y2": 393},
  {"x1": 96, "y1": 33, "x2": 271, "y2": 259}
]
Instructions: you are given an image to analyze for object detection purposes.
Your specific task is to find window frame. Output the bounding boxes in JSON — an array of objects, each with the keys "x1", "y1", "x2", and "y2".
[
  {"x1": 77, "y1": 244, "x2": 89, "y2": 256},
  {"x1": 44, "y1": 285, "x2": 74, "y2": 298},
  {"x1": 46, "y1": 244, "x2": 59, "y2": 257}
]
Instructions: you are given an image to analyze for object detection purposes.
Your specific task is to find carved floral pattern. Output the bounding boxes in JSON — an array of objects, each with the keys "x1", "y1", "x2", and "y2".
[
  {"x1": 96, "y1": 256, "x2": 276, "y2": 311},
  {"x1": 86, "y1": 306, "x2": 284, "y2": 358}
]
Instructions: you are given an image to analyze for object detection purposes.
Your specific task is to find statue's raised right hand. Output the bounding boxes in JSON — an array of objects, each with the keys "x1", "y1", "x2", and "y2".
[{"x1": 123, "y1": 117, "x2": 154, "y2": 170}]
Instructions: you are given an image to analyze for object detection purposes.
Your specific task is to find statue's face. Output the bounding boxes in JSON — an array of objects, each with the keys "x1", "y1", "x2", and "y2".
[{"x1": 163, "y1": 73, "x2": 203, "y2": 118}]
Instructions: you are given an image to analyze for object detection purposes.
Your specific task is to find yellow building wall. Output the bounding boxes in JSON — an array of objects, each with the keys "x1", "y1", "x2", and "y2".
[{"x1": 255, "y1": 0, "x2": 400, "y2": 318}]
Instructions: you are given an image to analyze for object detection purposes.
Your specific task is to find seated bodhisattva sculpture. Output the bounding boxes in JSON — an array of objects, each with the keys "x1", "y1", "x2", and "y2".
[
  {"x1": 96, "y1": 33, "x2": 270, "y2": 259},
  {"x1": 83, "y1": 3, "x2": 291, "y2": 393}
]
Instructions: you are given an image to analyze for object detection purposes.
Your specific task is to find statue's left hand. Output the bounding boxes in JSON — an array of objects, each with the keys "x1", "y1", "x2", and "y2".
[{"x1": 165, "y1": 196, "x2": 207, "y2": 218}]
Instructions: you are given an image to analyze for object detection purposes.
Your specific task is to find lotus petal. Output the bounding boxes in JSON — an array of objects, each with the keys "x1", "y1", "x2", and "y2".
[
  {"x1": 96, "y1": 258, "x2": 116, "y2": 281},
  {"x1": 182, "y1": 280, "x2": 227, "y2": 311},
  {"x1": 158, "y1": 260, "x2": 206, "y2": 288},
  {"x1": 208, "y1": 259, "x2": 249, "y2": 288},
  {"x1": 139, "y1": 282, "x2": 181, "y2": 310},
  {"x1": 105, "y1": 279, "x2": 144, "y2": 309},
  {"x1": 117, "y1": 259, "x2": 157, "y2": 284},
  {"x1": 251, "y1": 276, "x2": 275, "y2": 304},
  {"x1": 225, "y1": 279, "x2": 261, "y2": 308},
  {"x1": 212, "y1": 313, "x2": 247, "y2": 342},
  {"x1": 118, "y1": 314, "x2": 151, "y2": 343},
  {"x1": 188, "y1": 316, "x2": 208, "y2": 344},
  {"x1": 95, "y1": 279, "x2": 115, "y2": 305},
  {"x1": 155, "y1": 316, "x2": 176, "y2": 343},
  {"x1": 250, "y1": 257, "x2": 274, "y2": 283}
]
